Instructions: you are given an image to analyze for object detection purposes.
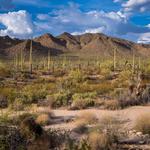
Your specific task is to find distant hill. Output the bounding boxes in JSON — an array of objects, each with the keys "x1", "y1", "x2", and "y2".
[{"x1": 1, "y1": 32, "x2": 150, "y2": 59}]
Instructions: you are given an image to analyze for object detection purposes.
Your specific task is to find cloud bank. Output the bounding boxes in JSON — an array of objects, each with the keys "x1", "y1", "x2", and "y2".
[
  {"x1": 0, "y1": 1, "x2": 149, "y2": 43},
  {"x1": 0, "y1": 10, "x2": 34, "y2": 38}
]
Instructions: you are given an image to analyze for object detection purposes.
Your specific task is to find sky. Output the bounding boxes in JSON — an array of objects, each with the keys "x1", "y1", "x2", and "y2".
[{"x1": 0, "y1": 0, "x2": 150, "y2": 43}]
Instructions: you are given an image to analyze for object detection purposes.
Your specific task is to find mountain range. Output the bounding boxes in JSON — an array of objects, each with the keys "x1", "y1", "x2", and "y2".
[{"x1": 0, "y1": 32, "x2": 150, "y2": 59}]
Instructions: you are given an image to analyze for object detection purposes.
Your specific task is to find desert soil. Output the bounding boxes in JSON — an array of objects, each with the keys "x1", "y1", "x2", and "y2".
[{"x1": 45, "y1": 105, "x2": 150, "y2": 131}]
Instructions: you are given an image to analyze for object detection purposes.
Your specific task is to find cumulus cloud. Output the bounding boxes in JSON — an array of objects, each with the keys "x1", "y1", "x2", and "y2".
[
  {"x1": 35, "y1": 3, "x2": 149, "y2": 38},
  {"x1": 0, "y1": 10, "x2": 34, "y2": 38},
  {"x1": 72, "y1": 27, "x2": 106, "y2": 35},
  {"x1": 122, "y1": 0, "x2": 150, "y2": 12}
]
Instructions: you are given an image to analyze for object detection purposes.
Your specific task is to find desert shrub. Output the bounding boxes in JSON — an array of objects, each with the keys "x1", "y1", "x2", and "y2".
[
  {"x1": 65, "y1": 139, "x2": 91, "y2": 150},
  {"x1": 71, "y1": 92, "x2": 96, "y2": 109},
  {"x1": 88, "y1": 132, "x2": 113, "y2": 150},
  {"x1": 0, "y1": 63, "x2": 11, "y2": 78},
  {"x1": 134, "y1": 113, "x2": 150, "y2": 134},
  {"x1": 99, "y1": 115, "x2": 121, "y2": 143},
  {"x1": 73, "y1": 92, "x2": 97, "y2": 100},
  {"x1": 10, "y1": 98, "x2": 25, "y2": 111},
  {"x1": 13, "y1": 113, "x2": 37, "y2": 125},
  {"x1": 112, "y1": 70, "x2": 132, "y2": 88},
  {"x1": 68, "y1": 70, "x2": 86, "y2": 83},
  {"x1": 119, "y1": 87, "x2": 150, "y2": 108},
  {"x1": 0, "y1": 88, "x2": 18, "y2": 105},
  {"x1": 73, "y1": 112, "x2": 97, "y2": 134},
  {"x1": 77, "y1": 81, "x2": 113, "y2": 94},
  {"x1": 21, "y1": 84, "x2": 48, "y2": 104},
  {"x1": 104, "y1": 100, "x2": 120, "y2": 110},
  {"x1": 100, "y1": 60, "x2": 112, "y2": 74},
  {"x1": 71, "y1": 98, "x2": 94, "y2": 109},
  {"x1": 0, "y1": 113, "x2": 11, "y2": 125},
  {"x1": 51, "y1": 90, "x2": 72, "y2": 107},
  {"x1": 20, "y1": 117, "x2": 43, "y2": 140}
]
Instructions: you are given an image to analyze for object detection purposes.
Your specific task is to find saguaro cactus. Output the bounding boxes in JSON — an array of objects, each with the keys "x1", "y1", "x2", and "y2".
[
  {"x1": 29, "y1": 40, "x2": 33, "y2": 73},
  {"x1": 47, "y1": 50, "x2": 50, "y2": 70},
  {"x1": 15, "y1": 53, "x2": 18, "y2": 71},
  {"x1": 113, "y1": 48, "x2": 117, "y2": 71},
  {"x1": 132, "y1": 50, "x2": 135, "y2": 73},
  {"x1": 138, "y1": 56, "x2": 141, "y2": 70},
  {"x1": 20, "y1": 48, "x2": 23, "y2": 71}
]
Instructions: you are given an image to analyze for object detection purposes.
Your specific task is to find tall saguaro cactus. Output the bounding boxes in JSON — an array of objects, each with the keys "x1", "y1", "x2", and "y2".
[
  {"x1": 29, "y1": 40, "x2": 33, "y2": 73},
  {"x1": 132, "y1": 50, "x2": 135, "y2": 73},
  {"x1": 47, "y1": 50, "x2": 50, "y2": 70},
  {"x1": 113, "y1": 48, "x2": 117, "y2": 71},
  {"x1": 138, "y1": 56, "x2": 141, "y2": 70},
  {"x1": 20, "y1": 48, "x2": 23, "y2": 71},
  {"x1": 15, "y1": 52, "x2": 18, "y2": 71}
]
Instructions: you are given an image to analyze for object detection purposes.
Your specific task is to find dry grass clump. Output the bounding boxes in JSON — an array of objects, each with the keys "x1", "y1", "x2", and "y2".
[
  {"x1": 88, "y1": 132, "x2": 113, "y2": 150},
  {"x1": 104, "y1": 99, "x2": 120, "y2": 110},
  {"x1": 99, "y1": 115, "x2": 121, "y2": 143},
  {"x1": 36, "y1": 114, "x2": 52, "y2": 126},
  {"x1": 35, "y1": 107, "x2": 54, "y2": 125},
  {"x1": 73, "y1": 112, "x2": 97, "y2": 134},
  {"x1": 134, "y1": 113, "x2": 150, "y2": 134},
  {"x1": 87, "y1": 114, "x2": 121, "y2": 150}
]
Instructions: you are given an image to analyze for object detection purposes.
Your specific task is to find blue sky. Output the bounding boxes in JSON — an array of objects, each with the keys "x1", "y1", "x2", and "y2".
[{"x1": 0, "y1": 0, "x2": 150, "y2": 43}]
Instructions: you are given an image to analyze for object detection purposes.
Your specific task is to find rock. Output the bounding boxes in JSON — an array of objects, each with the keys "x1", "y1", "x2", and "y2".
[{"x1": 136, "y1": 132, "x2": 143, "y2": 136}]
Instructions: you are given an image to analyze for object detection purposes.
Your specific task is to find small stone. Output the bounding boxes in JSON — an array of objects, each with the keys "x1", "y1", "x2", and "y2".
[
  {"x1": 136, "y1": 132, "x2": 142, "y2": 136},
  {"x1": 139, "y1": 140, "x2": 145, "y2": 144}
]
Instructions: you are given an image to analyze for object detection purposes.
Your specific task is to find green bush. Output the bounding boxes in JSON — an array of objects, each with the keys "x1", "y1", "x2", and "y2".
[
  {"x1": 72, "y1": 92, "x2": 97, "y2": 100},
  {"x1": 71, "y1": 92, "x2": 97, "y2": 109},
  {"x1": 0, "y1": 88, "x2": 18, "y2": 105},
  {"x1": 0, "y1": 63, "x2": 12, "y2": 78},
  {"x1": 68, "y1": 70, "x2": 86, "y2": 83},
  {"x1": 51, "y1": 90, "x2": 72, "y2": 107},
  {"x1": 10, "y1": 98, "x2": 25, "y2": 111},
  {"x1": 21, "y1": 84, "x2": 48, "y2": 104}
]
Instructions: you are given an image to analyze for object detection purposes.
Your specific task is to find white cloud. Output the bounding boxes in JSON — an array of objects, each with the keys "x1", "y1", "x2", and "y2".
[
  {"x1": 35, "y1": 3, "x2": 130, "y2": 36},
  {"x1": 138, "y1": 32, "x2": 150, "y2": 44},
  {"x1": 147, "y1": 24, "x2": 150, "y2": 28},
  {"x1": 37, "y1": 14, "x2": 50, "y2": 20},
  {"x1": 0, "y1": 10, "x2": 34, "y2": 38},
  {"x1": 113, "y1": 0, "x2": 122, "y2": 3},
  {"x1": 122, "y1": 0, "x2": 150, "y2": 12},
  {"x1": 72, "y1": 27, "x2": 106, "y2": 35},
  {"x1": 35, "y1": 3, "x2": 149, "y2": 39}
]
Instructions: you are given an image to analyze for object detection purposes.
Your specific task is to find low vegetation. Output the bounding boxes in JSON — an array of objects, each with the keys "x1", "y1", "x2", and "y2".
[{"x1": 0, "y1": 57, "x2": 150, "y2": 149}]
